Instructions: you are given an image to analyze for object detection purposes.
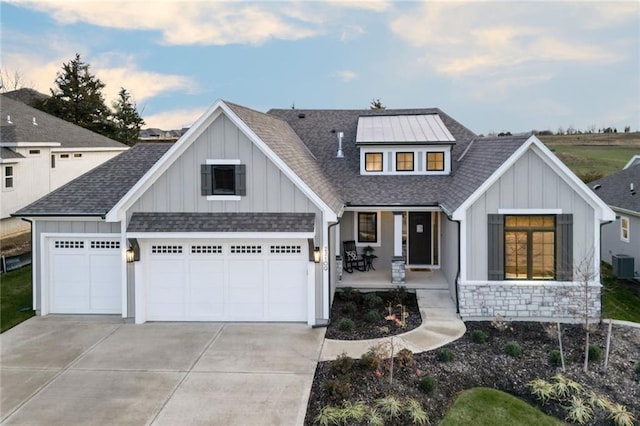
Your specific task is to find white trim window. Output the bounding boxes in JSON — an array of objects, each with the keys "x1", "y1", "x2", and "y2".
[
  {"x1": 355, "y1": 211, "x2": 381, "y2": 246},
  {"x1": 620, "y1": 216, "x2": 630, "y2": 242},
  {"x1": 201, "y1": 162, "x2": 246, "y2": 200},
  {"x1": 3, "y1": 166, "x2": 14, "y2": 189}
]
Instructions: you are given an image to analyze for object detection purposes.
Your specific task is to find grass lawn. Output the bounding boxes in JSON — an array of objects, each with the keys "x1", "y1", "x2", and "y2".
[
  {"x1": 601, "y1": 263, "x2": 640, "y2": 323},
  {"x1": 545, "y1": 145, "x2": 639, "y2": 178},
  {"x1": 439, "y1": 388, "x2": 563, "y2": 426},
  {"x1": 1, "y1": 266, "x2": 34, "y2": 333}
]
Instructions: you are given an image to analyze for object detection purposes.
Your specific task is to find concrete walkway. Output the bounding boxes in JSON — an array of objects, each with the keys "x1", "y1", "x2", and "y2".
[{"x1": 320, "y1": 290, "x2": 466, "y2": 361}]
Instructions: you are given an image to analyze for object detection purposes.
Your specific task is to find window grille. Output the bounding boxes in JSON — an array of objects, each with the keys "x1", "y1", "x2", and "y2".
[
  {"x1": 54, "y1": 240, "x2": 84, "y2": 249},
  {"x1": 151, "y1": 245, "x2": 183, "y2": 254},
  {"x1": 191, "y1": 245, "x2": 223, "y2": 254},
  {"x1": 270, "y1": 245, "x2": 301, "y2": 254},
  {"x1": 230, "y1": 245, "x2": 262, "y2": 254}
]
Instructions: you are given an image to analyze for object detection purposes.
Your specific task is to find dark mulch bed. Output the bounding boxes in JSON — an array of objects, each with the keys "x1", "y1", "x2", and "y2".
[
  {"x1": 307, "y1": 320, "x2": 640, "y2": 425},
  {"x1": 325, "y1": 288, "x2": 422, "y2": 340}
]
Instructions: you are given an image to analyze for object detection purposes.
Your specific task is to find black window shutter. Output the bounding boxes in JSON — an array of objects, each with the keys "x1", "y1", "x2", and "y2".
[
  {"x1": 235, "y1": 164, "x2": 246, "y2": 196},
  {"x1": 488, "y1": 214, "x2": 504, "y2": 280},
  {"x1": 201, "y1": 164, "x2": 212, "y2": 196},
  {"x1": 556, "y1": 214, "x2": 573, "y2": 281}
]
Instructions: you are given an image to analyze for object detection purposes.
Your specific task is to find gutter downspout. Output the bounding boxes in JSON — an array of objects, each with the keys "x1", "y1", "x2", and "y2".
[
  {"x1": 444, "y1": 213, "x2": 461, "y2": 314},
  {"x1": 313, "y1": 218, "x2": 341, "y2": 328}
]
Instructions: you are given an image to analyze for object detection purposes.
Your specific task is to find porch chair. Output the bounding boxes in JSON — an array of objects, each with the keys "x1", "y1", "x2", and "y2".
[{"x1": 343, "y1": 240, "x2": 366, "y2": 273}]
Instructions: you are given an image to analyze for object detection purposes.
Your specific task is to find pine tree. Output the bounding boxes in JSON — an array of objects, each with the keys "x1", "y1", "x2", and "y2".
[
  {"x1": 370, "y1": 98, "x2": 386, "y2": 110},
  {"x1": 111, "y1": 88, "x2": 145, "y2": 146},
  {"x1": 38, "y1": 53, "x2": 111, "y2": 134}
]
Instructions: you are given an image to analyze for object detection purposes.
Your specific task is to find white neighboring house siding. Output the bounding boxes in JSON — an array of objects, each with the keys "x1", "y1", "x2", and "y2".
[
  {"x1": 456, "y1": 142, "x2": 613, "y2": 322},
  {"x1": 601, "y1": 210, "x2": 640, "y2": 276},
  {"x1": 125, "y1": 112, "x2": 326, "y2": 323},
  {"x1": 0, "y1": 144, "x2": 125, "y2": 238}
]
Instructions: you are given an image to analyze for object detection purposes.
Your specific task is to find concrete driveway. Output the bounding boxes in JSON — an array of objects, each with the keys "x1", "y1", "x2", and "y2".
[{"x1": 0, "y1": 316, "x2": 325, "y2": 425}]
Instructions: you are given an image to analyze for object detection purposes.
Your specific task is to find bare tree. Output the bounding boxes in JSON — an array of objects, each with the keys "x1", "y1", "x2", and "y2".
[
  {"x1": 573, "y1": 250, "x2": 599, "y2": 373},
  {"x1": 0, "y1": 68, "x2": 31, "y2": 93}
]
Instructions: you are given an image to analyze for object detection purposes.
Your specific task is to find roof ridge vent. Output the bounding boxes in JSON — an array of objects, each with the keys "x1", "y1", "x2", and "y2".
[{"x1": 32, "y1": 117, "x2": 38, "y2": 126}]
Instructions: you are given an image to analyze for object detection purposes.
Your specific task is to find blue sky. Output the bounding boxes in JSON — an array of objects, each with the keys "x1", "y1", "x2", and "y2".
[{"x1": 1, "y1": 1, "x2": 638, "y2": 135}]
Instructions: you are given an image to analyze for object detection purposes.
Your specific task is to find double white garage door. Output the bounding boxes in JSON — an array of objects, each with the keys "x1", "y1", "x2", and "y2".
[
  {"x1": 144, "y1": 240, "x2": 308, "y2": 322},
  {"x1": 46, "y1": 237, "x2": 308, "y2": 322}
]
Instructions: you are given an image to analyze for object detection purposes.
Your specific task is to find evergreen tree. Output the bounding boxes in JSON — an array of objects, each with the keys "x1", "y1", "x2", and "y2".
[
  {"x1": 38, "y1": 53, "x2": 110, "y2": 134},
  {"x1": 370, "y1": 98, "x2": 386, "y2": 110},
  {"x1": 111, "y1": 88, "x2": 145, "y2": 146}
]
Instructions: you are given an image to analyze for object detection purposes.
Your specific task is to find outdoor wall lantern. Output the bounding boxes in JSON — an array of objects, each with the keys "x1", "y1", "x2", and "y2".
[
  {"x1": 313, "y1": 247, "x2": 321, "y2": 263},
  {"x1": 127, "y1": 238, "x2": 140, "y2": 262}
]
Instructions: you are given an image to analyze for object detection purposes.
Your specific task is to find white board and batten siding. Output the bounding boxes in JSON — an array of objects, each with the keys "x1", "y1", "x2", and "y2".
[
  {"x1": 464, "y1": 148, "x2": 596, "y2": 281},
  {"x1": 126, "y1": 113, "x2": 325, "y2": 321}
]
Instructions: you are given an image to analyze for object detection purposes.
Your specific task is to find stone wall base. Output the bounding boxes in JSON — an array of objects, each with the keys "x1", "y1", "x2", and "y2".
[
  {"x1": 458, "y1": 281, "x2": 601, "y2": 322},
  {"x1": 391, "y1": 256, "x2": 405, "y2": 284}
]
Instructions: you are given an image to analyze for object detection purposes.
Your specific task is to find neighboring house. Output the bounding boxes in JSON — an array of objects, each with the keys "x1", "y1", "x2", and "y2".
[
  {"x1": 590, "y1": 157, "x2": 640, "y2": 278},
  {"x1": 0, "y1": 94, "x2": 128, "y2": 238},
  {"x1": 14, "y1": 100, "x2": 614, "y2": 326}
]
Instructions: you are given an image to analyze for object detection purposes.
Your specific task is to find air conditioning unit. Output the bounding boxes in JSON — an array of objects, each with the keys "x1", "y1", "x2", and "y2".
[{"x1": 612, "y1": 254, "x2": 635, "y2": 279}]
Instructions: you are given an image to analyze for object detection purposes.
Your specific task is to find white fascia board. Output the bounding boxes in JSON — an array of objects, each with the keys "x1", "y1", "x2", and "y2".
[
  {"x1": 29, "y1": 216, "x2": 106, "y2": 222},
  {"x1": 105, "y1": 102, "x2": 225, "y2": 222},
  {"x1": 1, "y1": 142, "x2": 61, "y2": 147},
  {"x1": 498, "y1": 208, "x2": 563, "y2": 215},
  {"x1": 52, "y1": 147, "x2": 128, "y2": 153},
  {"x1": 0, "y1": 158, "x2": 22, "y2": 164},
  {"x1": 220, "y1": 103, "x2": 338, "y2": 222},
  {"x1": 452, "y1": 135, "x2": 616, "y2": 222},
  {"x1": 623, "y1": 154, "x2": 640, "y2": 170},
  {"x1": 126, "y1": 232, "x2": 315, "y2": 239},
  {"x1": 610, "y1": 206, "x2": 640, "y2": 218},
  {"x1": 343, "y1": 206, "x2": 441, "y2": 212}
]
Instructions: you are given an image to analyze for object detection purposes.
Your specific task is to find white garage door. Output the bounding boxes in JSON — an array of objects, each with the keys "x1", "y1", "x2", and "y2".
[
  {"x1": 48, "y1": 237, "x2": 122, "y2": 314},
  {"x1": 145, "y1": 239, "x2": 308, "y2": 322}
]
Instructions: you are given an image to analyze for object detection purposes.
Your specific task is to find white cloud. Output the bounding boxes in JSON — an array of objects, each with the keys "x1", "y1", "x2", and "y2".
[
  {"x1": 341, "y1": 25, "x2": 366, "y2": 42},
  {"x1": 143, "y1": 106, "x2": 206, "y2": 130},
  {"x1": 333, "y1": 70, "x2": 358, "y2": 82}
]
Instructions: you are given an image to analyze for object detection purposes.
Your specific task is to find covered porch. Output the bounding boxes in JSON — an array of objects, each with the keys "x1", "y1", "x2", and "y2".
[{"x1": 337, "y1": 267, "x2": 449, "y2": 291}]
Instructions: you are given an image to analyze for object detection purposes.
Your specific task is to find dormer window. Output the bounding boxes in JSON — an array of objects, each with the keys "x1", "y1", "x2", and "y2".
[
  {"x1": 426, "y1": 152, "x2": 444, "y2": 171},
  {"x1": 365, "y1": 153, "x2": 383, "y2": 172},
  {"x1": 396, "y1": 152, "x2": 414, "y2": 171}
]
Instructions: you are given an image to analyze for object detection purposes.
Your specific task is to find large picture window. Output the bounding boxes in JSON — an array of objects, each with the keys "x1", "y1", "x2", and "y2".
[
  {"x1": 357, "y1": 212, "x2": 378, "y2": 243},
  {"x1": 201, "y1": 164, "x2": 246, "y2": 196},
  {"x1": 426, "y1": 152, "x2": 444, "y2": 171},
  {"x1": 365, "y1": 153, "x2": 383, "y2": 172},
  {"x1": 504, "y1": 215, "x2": 555, "y2": 280},
  {"x1": 396, "y1": 152, "x2": 414, "y2": 171}
]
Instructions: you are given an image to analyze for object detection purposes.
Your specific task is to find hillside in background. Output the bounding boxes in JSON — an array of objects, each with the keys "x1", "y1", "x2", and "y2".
[{"x1": 537, "y1": 132, "x2": 640, "y2": 182}]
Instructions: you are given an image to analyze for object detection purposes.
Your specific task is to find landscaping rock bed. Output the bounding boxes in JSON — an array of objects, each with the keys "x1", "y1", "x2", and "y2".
[
  {"x1": 325, "y1": 288, "x2": 422, "y2": 340},
  {"x1": 307, "y1": 320, "x2": 640, "y2": 425}
]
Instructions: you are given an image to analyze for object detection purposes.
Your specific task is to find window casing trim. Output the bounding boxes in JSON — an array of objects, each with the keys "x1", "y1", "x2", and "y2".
[
  {"x1": 354, "y1": 211, "x2": 381, "y2": 247},
  {"x1": 620, "y1": 216, "x2": 630, "y2": 242},
  {"x1": 503, "y1": 215, "x2": 556, "y2": 280},
  {"x1": 3, "y1": 165, "x2": 14, "y2": 190},
  {"x1": 359, "y1": 146, "x2": 451, "y2": 175}
]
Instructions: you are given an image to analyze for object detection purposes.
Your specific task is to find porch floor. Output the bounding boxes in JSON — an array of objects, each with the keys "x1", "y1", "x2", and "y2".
[{"x1": 337, "y1": 267, "x2": 450, "y2": 290}]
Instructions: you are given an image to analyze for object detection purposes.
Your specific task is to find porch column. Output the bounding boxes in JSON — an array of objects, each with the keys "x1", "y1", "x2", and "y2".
[
  {"x1": 392, "y1": 211, "x2": 406, "y2": 284},
  {"x1": 335, "y1": 223, "x2": 342, "y2": 281}
]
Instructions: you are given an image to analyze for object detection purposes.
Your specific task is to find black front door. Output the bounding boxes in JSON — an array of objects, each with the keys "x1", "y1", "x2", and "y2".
[{"x1": 408, "y1": 212, "x2": 431, "y2": 265}]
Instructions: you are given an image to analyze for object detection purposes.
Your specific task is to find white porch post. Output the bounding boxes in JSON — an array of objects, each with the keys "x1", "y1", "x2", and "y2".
[
  {"x1": 392, "y1": 211, "x2": 406, "y2": 284},
  {"x1": 335, "y1": 223, "x2": 342, "y2": 281}
]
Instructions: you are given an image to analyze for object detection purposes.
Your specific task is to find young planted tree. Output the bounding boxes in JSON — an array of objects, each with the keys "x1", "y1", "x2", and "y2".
[
  {"x1": 38, "y1": 53, "x2": 111, "y2": 134},
  {"x1": 370, "y1": 98, "x2": 386, "y2": 110},
  {"x1": 111, "y1": 88, "x2": 145, "y2": 146}
]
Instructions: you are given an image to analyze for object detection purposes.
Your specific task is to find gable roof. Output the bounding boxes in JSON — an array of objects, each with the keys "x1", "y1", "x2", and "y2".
[
  {"x1": 0, "y1": 94, "x2": 127, "y2": 149},
  {"x1": 0, "y1": 147, "x2": 25, "y2": 159},
  {"x1": 590, "y1": 163, "x2": 640, "y2": 215},
  {"x1": 14, "y1": 143, "x2": 171, "y2": 217}
]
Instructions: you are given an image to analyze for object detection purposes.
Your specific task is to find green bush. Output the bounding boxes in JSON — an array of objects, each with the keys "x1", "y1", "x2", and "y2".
[
  {"x1": 418, "y1": 376, "x2": 437, "y2": 394},
  {"x1": 341, "y1": 301, "x2": 358, "y2": 316},
  {"x1": 436, "y1": 348, "x2": 455, "y2": 362},
  {"x1": 364, "y1": 292, "x2": 384, "y2": 309},
  {"x1": 505, "y1": 341, "x2": 522, "y2": 358},
  {"x1": 360, "y1": 350, "x2": 381, "y2": 371},
  {"x1": 340, "y1": 287, "x2": 360, "y2": 301},
  {"x1": 365, "y1": 309, "x2": 382, "y2": 323},
  {"x1": 322, "y1": 378, "x2": 352, "y2": 400},
  {"x1": 470, "y1": 329, "x2": 487, "y2": 344},
  {"x1": 338, "y1": 317, "x2": 355, "y2": 332},
  {"x1": 549, "y1": 349, "x2": 563, "y2": 367},
  {"x1": 396, "y1": 348, "x2": 414, "y2": 367},
  {"x1": 331, "y1": 353, "x2": 354, "y2": 375},
  {"x1": 588, "y1": 344, "x2": 602, "y2": 362},
  {"x1": 391, "y1": 286, "x2": 408, "y2": 304}
]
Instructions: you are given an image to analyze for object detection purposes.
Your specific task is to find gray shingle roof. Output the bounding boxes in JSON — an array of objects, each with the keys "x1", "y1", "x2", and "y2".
[
  {"x1": 128, "y1": 212, "x2": 315, "y2": 233},
  {"x1": 590, "y1": 163, "x2": 640, "y2": 214},
  {"x1": 0, "y1": 95, "x2": 127, "y2": 149},
  {"x1": 14, "y1": 143, "x2": 172, "y2": 216},
  {"x1": 267, "y1": 108, "x2": 524, "y2": 211},
  {"x1": 0, "y1": 147, "x2": 25, "y2": 159},
  {"x1": 225, "y1": 101, "x2": 344, "y2": 214}
]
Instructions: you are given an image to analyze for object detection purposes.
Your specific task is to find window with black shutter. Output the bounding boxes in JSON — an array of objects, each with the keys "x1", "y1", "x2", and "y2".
[{"x1": 201, "y1": 164, "x2": 246, "y2": 196}]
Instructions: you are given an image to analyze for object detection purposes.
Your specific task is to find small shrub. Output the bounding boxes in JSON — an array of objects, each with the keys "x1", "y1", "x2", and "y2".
[
  {"x1": 315, "y1": 405, "x2": 341, "y2": 426},
  {"x1": 505, "y1": 341, "x2": 522, "y2": 358},
  {"x1": 586, "y1": 391, "x2": 612, "y2": 411},
  {"x1": 338, "y1": 317, "x2": 355, "y2": 332},
  {"x1": 340, "y1": 287, "x2": 360, "y2": 301},
  {"x1": 418, "y1": 376, "x2": 437, "y2": 394},
  {"x1": 360, "y1": 347, "x2": 383, "y2": 371},
  {"x1": 322, "y1": 379, "x2": 352, "y2": 400},
  {"x1": 375, "y1": 396, "x2": 403, "y2": 420},
  {"x1": 391, "y1": 286, "x2": 408, "y2": 304},
  {"x1": 565, "y1": 396, "x2": 594, "y2": 425},
  {"x1": 405, "y1": 398, "x2": 429, "y2": 426},
  {"x1": 378, "y1": 325, "x2": 390, "y2": 334},
  {"x1": 364, "y1": 292, "x2": 384, "y2": 309},
  {"x1": 470, "y1": 329, "x2": 487, "y2": 344},
  {"x1": 341, "y1": 301, "x2": 358, "y2": 316},
  {"x1": 491, "y1": 314, "x2": 513, "y2": 332},
  {"x1": 436, "y1": 348, "x2": 455, "y2": 362},
  {"x1": 365, "y1": 309, "x2": 382, "y2": 323},
  {"x1": 339, "y1": 401, "x2": 367, "y2": 423},
  {"x1": 396, "y1": 348, "x2": 414, "y2": 367},
  {"x1": 588, "y1": 344, "x2": 602, "y2": 362},
  {"x1": 331, "y1": 353, "x2": 354, "y2": 375},
  {"x1": 607, "y1": 402, "x2": 636, "y2": 426},
  {"x1": 549, "y1": 349, "x2": 563, "y2": 367},
  {"x1": 528, "y1": 378, "x2": 555, "y2": 403},
  {"x1": 367, "y1": 408, "x2": 384, "y2": 426}
]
